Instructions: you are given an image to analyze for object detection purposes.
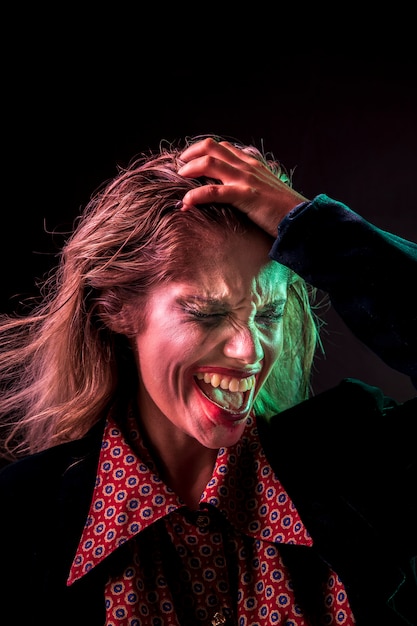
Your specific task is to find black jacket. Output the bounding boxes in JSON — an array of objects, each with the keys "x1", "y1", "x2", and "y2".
[{"x1": 1, "y1": 196, "x2": 416, "y2": 625}]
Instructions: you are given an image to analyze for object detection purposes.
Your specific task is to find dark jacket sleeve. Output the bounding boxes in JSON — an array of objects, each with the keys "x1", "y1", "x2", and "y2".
[{"x1": 269, "y1": 194, "x2": 417, "y2": 388}]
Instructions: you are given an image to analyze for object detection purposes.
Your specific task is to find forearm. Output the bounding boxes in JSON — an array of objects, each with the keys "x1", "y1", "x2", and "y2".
[{"x1": 270, "y1": 194, "x2": 417, "y2": 385}]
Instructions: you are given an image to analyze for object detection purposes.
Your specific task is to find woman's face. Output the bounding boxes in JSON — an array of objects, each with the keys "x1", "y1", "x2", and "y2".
[{"x1": 130, "y1": 227, "x2": 289, "y2": 450}]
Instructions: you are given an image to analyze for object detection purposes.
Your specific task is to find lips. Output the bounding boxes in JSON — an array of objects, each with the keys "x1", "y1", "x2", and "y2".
[{"x1": 194, "y1": 371, "x2": 256, "y2": 413}]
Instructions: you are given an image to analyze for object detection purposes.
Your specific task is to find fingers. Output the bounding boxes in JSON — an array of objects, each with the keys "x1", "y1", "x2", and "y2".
[
  {"x1": 178, "y1": 141, "x2": 253, "y2": 183},
  {"x1": 179, "y1": 138, "x2": 269, "y2": 182},
  {"x1": 180, "y1": 138, "x2": 250, "y2": 167},
  {"x1": 178, "y1": 139, "x2": 250, "y2": 209},
  {"x1": 178, "y1": 183, "x2": 254, "y2": 214},
  {"x1": 178, "y1": 156, "x2": 244, "y2": 185},
  {"x1": 178, "y1": 138, "x2": 275, "y2": 209},
  {"x1": 177, "y1": 157, "x2": 248, "y2": 209}
]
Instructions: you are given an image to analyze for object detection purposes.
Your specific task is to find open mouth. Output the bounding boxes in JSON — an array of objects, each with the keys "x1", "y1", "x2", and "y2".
[{"x1": 194, "y1": 372, "x2": 256, "y2": 413}]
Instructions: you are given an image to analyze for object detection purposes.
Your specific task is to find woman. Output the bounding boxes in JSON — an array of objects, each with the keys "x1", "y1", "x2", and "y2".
[{"x1": 0, "y1": 135, "x2": 415, "y2": 625}]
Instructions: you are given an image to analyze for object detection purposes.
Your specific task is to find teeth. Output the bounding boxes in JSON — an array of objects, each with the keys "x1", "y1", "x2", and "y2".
[{"x1": 196, "y1": 372, "x2": 255, "y2": 393}]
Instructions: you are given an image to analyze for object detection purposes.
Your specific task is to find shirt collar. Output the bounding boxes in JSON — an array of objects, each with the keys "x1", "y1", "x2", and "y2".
[
  {"x1": 202, "y1": 416, "x2": 312, "y2": 546},
  {"x1": 68, "y1": 412, "x2": 311, "y2": 585}
]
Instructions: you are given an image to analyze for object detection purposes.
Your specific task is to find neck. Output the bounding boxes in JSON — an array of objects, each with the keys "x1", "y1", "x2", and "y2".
[
  {"x1": 137, "y1": 415, "x2": 218, "y2": 509},
  {"x1": 161, "y1": 445, "x2": 218, "y2": 509}
]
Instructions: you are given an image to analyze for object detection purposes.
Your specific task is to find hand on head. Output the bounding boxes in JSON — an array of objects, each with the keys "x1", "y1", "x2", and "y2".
[{"x1": 178, "y1": 137, "x2": 309, "y2": 238}]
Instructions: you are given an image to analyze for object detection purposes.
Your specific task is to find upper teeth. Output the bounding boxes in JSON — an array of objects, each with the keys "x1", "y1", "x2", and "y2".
[{"x1": 195, "y1": 372, "x2": 255, "y2": 392}]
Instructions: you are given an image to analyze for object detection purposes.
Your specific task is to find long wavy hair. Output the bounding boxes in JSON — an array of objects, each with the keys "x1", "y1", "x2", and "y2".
[{"x1": 0, "y1": 134, "x2": 322, "y2": 460}]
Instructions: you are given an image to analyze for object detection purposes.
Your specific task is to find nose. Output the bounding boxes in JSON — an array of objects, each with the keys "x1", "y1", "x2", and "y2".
[{"x1": 223, "y1": 323, "x2": 264, "y2": 364}]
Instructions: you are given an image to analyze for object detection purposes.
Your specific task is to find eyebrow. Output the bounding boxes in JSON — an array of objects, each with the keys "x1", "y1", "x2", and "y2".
[
  {"x1": 179, "y1": 295, "x2": 287, "y2": 308},
  {"x1": 181, "y1": 295, "x2": 224, "y2": 305}
]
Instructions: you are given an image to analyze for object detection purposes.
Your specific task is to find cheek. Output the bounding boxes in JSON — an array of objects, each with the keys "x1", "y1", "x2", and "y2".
[
  {"x1": 262, "y1": 327, "x2": 284, "y2": 365},
  {"x1": 267, "y1": 322, "x2": 284, "y2": 348},
  {"x1": 134, "y1": 323, "x2": 202, "y2": 372}
]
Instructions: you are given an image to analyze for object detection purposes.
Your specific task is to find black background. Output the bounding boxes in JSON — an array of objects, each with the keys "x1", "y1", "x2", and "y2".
[{"x1": 2, "y1": 11, "x2": 416, "y2": 400}]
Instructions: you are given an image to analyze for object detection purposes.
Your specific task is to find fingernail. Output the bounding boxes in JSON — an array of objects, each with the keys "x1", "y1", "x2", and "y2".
[{"x1": 174, "y1": 200, "x2": 183, "y2": 209}]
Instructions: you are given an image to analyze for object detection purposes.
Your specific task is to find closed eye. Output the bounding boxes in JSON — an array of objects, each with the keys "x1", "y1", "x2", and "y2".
[
  {"x1": 184, "y1": 307, "x2": 227, "y2": 324},
  {"x1": 256, "y1": 309, "x2": 284, "y2": 325}
]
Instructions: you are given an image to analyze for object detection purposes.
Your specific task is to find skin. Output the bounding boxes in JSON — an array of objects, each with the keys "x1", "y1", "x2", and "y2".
[
  {"x1": 178, "y1": 138, "x2": 309, "y2": 236},
  {"x1": 126, "y1": 227, "x2": 289, "y2": 508}
]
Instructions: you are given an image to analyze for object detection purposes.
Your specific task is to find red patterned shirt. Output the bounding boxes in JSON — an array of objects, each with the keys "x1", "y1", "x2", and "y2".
[{"x1": 68, "y1": 412, "x2": 356, "y2": 625}]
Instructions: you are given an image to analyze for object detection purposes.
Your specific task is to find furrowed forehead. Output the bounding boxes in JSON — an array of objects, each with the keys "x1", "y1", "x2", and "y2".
[{"x1": 175, "y1": 262, "x2": 289, "y2": 308}]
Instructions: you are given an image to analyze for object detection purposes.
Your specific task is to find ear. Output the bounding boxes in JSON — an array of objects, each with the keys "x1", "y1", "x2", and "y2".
[
  {"x1": 97, "y1": 299, "x2": 133, "y2": 335},
  {"x1": 104, "y1": 309, "x2": 131, "y2": 334},
  {"x1": 98, "y1": 298, "x2": 147, "y2": 337}
]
